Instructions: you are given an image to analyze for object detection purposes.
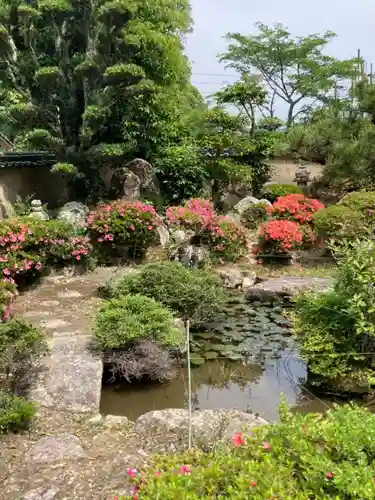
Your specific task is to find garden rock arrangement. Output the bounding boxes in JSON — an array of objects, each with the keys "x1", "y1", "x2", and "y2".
[
  {"x1": 133, "y1": 408, "x2": 268, "y2": 452},
  {"x1": 246, "y1": 276, "x2": 332, "y2": 299}
]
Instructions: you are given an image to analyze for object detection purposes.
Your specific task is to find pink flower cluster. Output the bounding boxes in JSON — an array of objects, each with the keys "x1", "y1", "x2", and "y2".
[
  {"x1": 166, "y1": 199, "x2": 248, "y2": 263},
  {"x1": 166, "y1": 198, "x2": 216, "y2": 231}
]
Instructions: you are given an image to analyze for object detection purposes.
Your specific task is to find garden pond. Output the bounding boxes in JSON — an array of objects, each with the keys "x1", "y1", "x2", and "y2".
[{"x1": 100, "y1": 294, "x2": 335, "y2": 421}]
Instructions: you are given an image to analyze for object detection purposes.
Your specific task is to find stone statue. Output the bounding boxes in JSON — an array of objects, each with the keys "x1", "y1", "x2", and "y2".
[
  {"x1": 294, "y1": 164, "x2": 311, "y2": 189},
  {"x1": 29, "y1": 199, "x2": 49, "y2": 220}
]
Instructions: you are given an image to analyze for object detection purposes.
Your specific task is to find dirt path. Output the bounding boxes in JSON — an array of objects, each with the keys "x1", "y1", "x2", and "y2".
[{"x1": 1, "y1": 268, "x2": 146, "y2": 500}]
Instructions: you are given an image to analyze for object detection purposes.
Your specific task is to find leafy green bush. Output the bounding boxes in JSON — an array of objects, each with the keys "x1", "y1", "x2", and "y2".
[
  {"x1": 339, "y1": 190, "x2": 375, "y2": 214},
  {"x1": 312, "y1": 205, "x2": 367, "y2": 242},
  {"x1": 262, "y1": 183, "x2": 303, "y2": 202},
  {"x1": 93, "y1": 294, "x2": 183, "y2": 350},
  {"x1": 0, "y1": 390, "x2": 36, "y2": 433},
  {"x1": 240, "y1": 201, "x2": 269, "y2": 229},
  {"x1": 154, "y1": 143, "x2": 207, "y2": 205},
  {"x1": 0, "y1": 278, "x2": 17, "y2": 322},
  {"x1": 0, "y1": 318, "x2": 48, "y2": 394},
  {"x1": 115, "y1": 262, "x2": 226, "y2": 327},
  {"x1": 292, "y1": 239, "x2": 375, "y2": 393},
  {"x1": 132, "y1": 402, "x2": 375, "y2": 499}
]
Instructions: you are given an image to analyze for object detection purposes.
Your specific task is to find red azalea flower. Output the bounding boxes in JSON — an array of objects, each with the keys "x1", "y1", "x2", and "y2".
[
  {"x1": 232, "y1": 432, "x2": 245, "y2": 447},
  {"x1": 326, "y1": 472, "x2": 334, "y2": 479},
  {"x1": 250, "y1": 480, "x2": 257, "y2": 487}
]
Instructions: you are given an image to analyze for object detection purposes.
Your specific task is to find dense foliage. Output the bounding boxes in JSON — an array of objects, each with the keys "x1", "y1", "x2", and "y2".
[
  {"x1": 292, "y1": 239, "x2": 375, "y2": 394},
  {"x1": 241, "y1": 202, "x2": 269, "y2": 229},
  {"x1": 312, "y1": 205, "x2": 368, "y2": 243},
  {"x1": 87, "y1": 200, "x2": 159, "y2": 260},
  {"x1": 262, "y1": 183, "x2": 303, "y2": 202},
  {"x1": 114, "y1": 262, "x2": 226, "y2": 327},
  {"x1": 132, "y1": 403, "x2": 375, "y2": 499},
  {"x1": 93, "y1": 294, "x2": 183, "y2": 350},
  {"x1": 0, "y1": 0, "x2": 201, "y2": 197}
]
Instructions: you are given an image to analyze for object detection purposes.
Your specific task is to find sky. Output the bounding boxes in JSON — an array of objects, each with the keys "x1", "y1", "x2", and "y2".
[{"x1": 185, "y1": 0, "x2": 375, "y2": 114}]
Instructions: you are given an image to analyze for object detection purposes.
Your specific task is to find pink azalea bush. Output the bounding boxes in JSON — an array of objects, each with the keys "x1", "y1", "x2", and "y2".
[
  {"x1": 0, "y1": 218, "x2": 91, "y2": 284},
  {"x1": 87, "y1": 200, "x2": 159, "y2": 260},
  {"x1": 166, "y1": 198, "x2": 248, "y2": 263}
]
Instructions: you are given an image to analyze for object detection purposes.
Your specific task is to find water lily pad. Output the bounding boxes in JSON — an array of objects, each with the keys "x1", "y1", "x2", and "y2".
[
  {"x1": 196, "y1": 332, "x2": 215, "y2": 340},
  {"x1": 205, "y1": 351, "x2": 219, "y2": 359},
  {"x1": 190, "y1": 356, "x2": 205, "y2": 366}
]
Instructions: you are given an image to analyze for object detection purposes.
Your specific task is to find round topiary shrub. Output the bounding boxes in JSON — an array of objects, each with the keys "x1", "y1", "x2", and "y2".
[
  {"x1": 0, "y1": 390, "x2": 36, "y2": 433},
  {"x1": 115, "y1": 262, "x2": 226, "y2": 327},
  {"x1": 93, "y1": 294, "x2": 183, "y2": 350},
  {"x1": 339, "y1": 191, "x2": 375, "y2": 219},
  {"x1": 262, "y1": 183, "x2": 303, "y2": 202},
  {"x1": 241, "y1": 202, "x2": 269, "y2": 230},
  {"x1": 312, "y1": 205, "x2": 367, "y2": 242}
]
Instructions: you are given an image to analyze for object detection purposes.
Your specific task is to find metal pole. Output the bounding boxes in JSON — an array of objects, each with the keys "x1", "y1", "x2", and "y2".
[{"x1": 186, "y1": 320, "x2": 192, "y2": 449}]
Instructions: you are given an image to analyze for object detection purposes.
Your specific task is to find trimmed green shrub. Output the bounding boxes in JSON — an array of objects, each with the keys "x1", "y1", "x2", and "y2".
[
  {"x1": 312, "y1": 205, "x2": 367, "y2": 241},
  {"x1": 0, "y1": 390, "x2": 36, "y2": 433},
  {"x1": 262, "y1": 183, "x2": 303, "y2": 202},
  {"x1": 339, "y1": 190, "x2": 375, "y2": 214},
  {"x1": 131, "y1": 402, "x2": 375, "y2": 499},
  {"x1": 241, "y1": 201, "x2": 269, "y2": 229},
  {"x1": 93, "y1": 294, "x2": 183, "y2": 350},
  {"x1": 292, "y1": 239, "x2": 375, "y2": 394},
  {"x1": 115, "y1": 262, "x2": 226, "y2": 327},
  {"x1": 0, "y1": 318, "x2": 48, "y2": 394}
]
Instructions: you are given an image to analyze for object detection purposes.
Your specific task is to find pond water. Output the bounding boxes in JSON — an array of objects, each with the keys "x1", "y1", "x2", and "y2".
[{"x1": 100, "y1": 295, "x2": 336, "y2": 422}]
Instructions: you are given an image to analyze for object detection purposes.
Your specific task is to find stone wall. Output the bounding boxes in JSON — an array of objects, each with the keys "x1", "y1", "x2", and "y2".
[
  {"x1": 0, "y1": 165, "x2": 69, "y2": 217},
  {"x1": 267, "y1": 156, "x2": 323, "y2": 184}
]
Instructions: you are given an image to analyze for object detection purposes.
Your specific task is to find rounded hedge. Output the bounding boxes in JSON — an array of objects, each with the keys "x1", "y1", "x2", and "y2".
[
  {"x1": 115, "y1": 262, "x2": 226, "y2": 327},
  {"x1": 93, "y1": 294, "x2": 183, "y2": 350},
  {"x1": 312, "y1": 205, "x2": 367, "y2": 241},
  {"x1": 339, "y1": 191, "x2": 375, "y2": 213},
  {"x1": 262, "y1": 183, "x2": 303, "y2": 202}
]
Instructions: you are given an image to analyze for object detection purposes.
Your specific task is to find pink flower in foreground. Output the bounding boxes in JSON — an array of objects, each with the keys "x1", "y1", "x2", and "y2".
[
  {"x1": 126, "y1": 467, "x2": 137, "y2": 479},
  {"x1": 179, "y1": 465, "x2": 191, "y2": 475},
  {"x1": 232, "y1": 432, "x2": 245, "y2": 447},
  {"x1": 262, "y1": 441, "x2": 271, "y2": 450},
  {"x1": 326, "y1": 471, "x2": 334, "y2": 479}
]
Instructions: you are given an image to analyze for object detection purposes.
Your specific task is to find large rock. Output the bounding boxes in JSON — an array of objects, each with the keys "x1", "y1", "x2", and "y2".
[
  {"x1": 170, "y1": 243, "x2": 209, "y2": 269},
  {"x1": 110, "y1": 158, "x2": 160, "y2": 201},
  {"x1": 57, "y1": 201, "x2": 89, "y2": 228},
  {"x1": 246, "y1": 276, "x2": 332, "y2": 299},
  {"x1": 134, "y1": 409, "x2": 267, "y2": 451},
  {"x1": 26, "y1": 433, "x2": 86, "y2": 464},
  {"x1": 234, "y1": 196, "x2": 271, "y2": 216},
  {"x1": 219, "y1": 267, "x2": 244, "y2": 289},
  {"x1": 23, "y1": 487, "x2": 59, "y2": 500}
]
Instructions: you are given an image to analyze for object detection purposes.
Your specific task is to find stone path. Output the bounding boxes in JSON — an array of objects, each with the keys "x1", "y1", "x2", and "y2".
[{"x1": 1, "y1": 268, "x2": 151, "y2": 500}]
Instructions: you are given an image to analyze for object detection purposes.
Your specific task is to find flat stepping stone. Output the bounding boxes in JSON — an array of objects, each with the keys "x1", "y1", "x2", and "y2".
[
  {"x1": 246, "y1": 277, "x2": 331, "y2": 299},
  {"x1": 40, "y1": 318, "x2": 72, "y2": 329},
  {"x1": 35, "y1": 353, "x2": 102, "y2": 412},
  {"x1": 57, "y1": 290, "x2": 83, "y2": 299},
  {"x1": 26, "y1": 433, "x2": 86, "y2": 464}
]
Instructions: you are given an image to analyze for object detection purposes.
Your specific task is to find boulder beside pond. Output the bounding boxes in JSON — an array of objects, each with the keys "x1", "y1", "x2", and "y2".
[
  {"x1": 234, "y1": 196, "x2": 271, "y2": 216},
  {"x1": 134, "y1": 408, "x2": 267, "y2": 452},
  {"x1": 57, "y1": 201, "x2": 89, "y2": 227}
]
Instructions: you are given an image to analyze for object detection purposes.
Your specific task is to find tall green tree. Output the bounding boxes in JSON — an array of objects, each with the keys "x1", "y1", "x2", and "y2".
[
  {"x1": 0, "y1": 0, "x2": 200, "y2": 197},
  {"x1": 220, "y1": 23, "x2": 358, "y2": 127}
]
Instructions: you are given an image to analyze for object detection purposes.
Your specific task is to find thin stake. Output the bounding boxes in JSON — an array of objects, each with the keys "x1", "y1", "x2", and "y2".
[{"x1": 186, "y1": 320, "x2": 192, "y2": 450}]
